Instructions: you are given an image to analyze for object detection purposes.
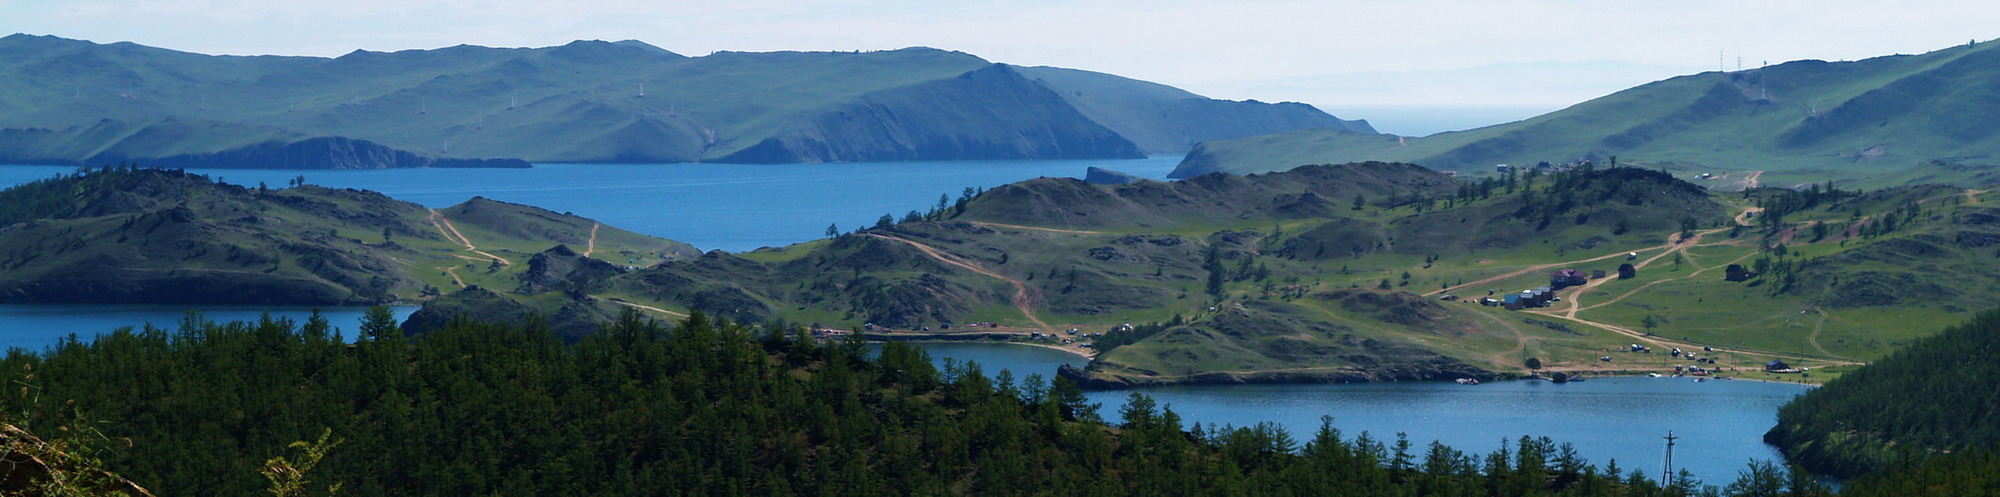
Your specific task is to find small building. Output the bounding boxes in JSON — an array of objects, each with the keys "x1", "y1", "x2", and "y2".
[
  {"x1": 1725, "y1": 264, "x2": 1757, "y2": 282},
  {"x1": 1550, "y1": 269, "x2": 1588, "y2": 288},
  {"x1": 1766, "y1": 359, "x2": 1792, "y2": 372},
  {"x1": 1617, "y1": 263, "x2": 1637, "y2": 279},
  {"x1": 1496, "y1": 164, "x2": 1513, "y2": 173},
  {"x1": 1502, "y1": 294, "x2": 1523, "y2": 310},
  {"x1": 1592, "y1": 269, "x2": 1608, "y2": 279}
]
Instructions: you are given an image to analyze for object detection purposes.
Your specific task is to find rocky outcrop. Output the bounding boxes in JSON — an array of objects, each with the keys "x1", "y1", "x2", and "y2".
[
  {"x1": 402, "y1": 286, "x2": 622, "y2": 342},
  {"x1": 515, "y1": 245, "x2": 627, "y2": 294},
  {"x1": 1082, "y1": 166, "x2": 1144, "y2": 185}
]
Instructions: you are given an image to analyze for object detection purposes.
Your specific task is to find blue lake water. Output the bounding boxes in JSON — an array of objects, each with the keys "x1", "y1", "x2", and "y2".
[
  {"x1": 0, "y1": 156, "x2": 1181, "y2": 253},
  {"x1": 0, "y1": 304, "x2": 417, "y2": 352},
  {"x1": 885, "y1": 341, "x2": 1807, "y2": 487}
]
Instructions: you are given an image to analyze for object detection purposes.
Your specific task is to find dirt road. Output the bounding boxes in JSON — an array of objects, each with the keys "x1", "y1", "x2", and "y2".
[
  {"x1": 428, "y1": 209, "x2": 512, "y2": 265},
  {"x1": 863, "y1": 233, "x2": 1053, "y2": 332},
  {"x1": 609, "y1": 299, "x2": 690, "y2": 319}
]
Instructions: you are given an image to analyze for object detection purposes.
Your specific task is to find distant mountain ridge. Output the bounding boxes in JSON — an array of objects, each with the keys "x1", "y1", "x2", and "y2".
[
  {"x1": 1174, "y1": 38, "x2": 2000, "y2": 181},
  {"x1": 0, "y1": 34, "x2": 1365, "y2": 167}
]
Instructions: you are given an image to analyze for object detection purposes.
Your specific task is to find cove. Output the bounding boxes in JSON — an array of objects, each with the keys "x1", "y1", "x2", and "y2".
[
  {"x1": 0, "y1": 156, "x2": 1180, "y2": 253},
  {"x1": 882, "y1": 341, "x2": 1810, "y2": 486}
]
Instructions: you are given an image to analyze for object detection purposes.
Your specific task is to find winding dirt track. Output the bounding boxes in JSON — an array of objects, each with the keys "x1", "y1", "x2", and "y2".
[
  {"x1": 863, "y1": 233, "x2": 1053, "y2": 332},
  {"x1": 1806, "y1": 309, "x2": 1838, "y2": 358},
  {"x1": 428, "y1": 209, "x2": 511, "y2": 265},
  {"x1": 609, "y1": 299, "x2": 690, "y2": 319},
  {"x1": 1427, "y1": 228, "x2": 1702, "y2": 298},
  {"x1": 583, "y1": 222, "x2": 600, "y2": 257},
  {"x1": 1446, "y1": 204, "x2": 1862, "y2": 366}
]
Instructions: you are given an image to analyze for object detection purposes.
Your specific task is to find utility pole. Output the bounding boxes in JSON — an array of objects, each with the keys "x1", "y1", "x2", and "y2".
[{"x1": 1661, "y1": 431, "x2": 1679, "y2": 486}]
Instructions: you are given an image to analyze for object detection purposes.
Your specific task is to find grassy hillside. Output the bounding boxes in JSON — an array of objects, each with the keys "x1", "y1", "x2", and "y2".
[
  {"x1": 0, "y1": 35, "x2": 1358, "y2": 166},
  {"x1": 0, "y1": 167, "x2": 691, "y2": 306},
  {"x1": 713, "y1": 65, "x2": 1142, "y2": 163},
  {"x1": 1174, "y1": 38, "x2": 2000, "y2": 186},
  {"x1": 1764, "y1": 308, "x2": 2000, "y2": 478},
  {"x1": 1849, "y1": 160, "x2": 2000, "y2": 190},
  {"x1": 455, "y1": 161, "x2": 1917, "y2": 387},
  {"x1": 1018, "y1": 66, "x2": 1374, "y2": 154}
]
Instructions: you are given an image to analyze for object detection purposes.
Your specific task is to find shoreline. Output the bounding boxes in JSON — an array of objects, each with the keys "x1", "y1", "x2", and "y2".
[
  {"x1": 1540, "y1": 371, "x2": 1822, "y2": 387},
  {"x1": 866, "y1": 337, "x2": 1097, "y2": 361}
]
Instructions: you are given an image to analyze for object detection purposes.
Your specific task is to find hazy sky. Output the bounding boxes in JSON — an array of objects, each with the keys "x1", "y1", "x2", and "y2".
[{"x1": 7, "y1": 0, "x2": 1997, "y2": 134}]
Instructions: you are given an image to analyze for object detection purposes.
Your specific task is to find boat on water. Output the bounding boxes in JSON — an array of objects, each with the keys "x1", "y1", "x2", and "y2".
[{"x1": 1455, "y1": 378, "x2": 1481, "y2": 385}]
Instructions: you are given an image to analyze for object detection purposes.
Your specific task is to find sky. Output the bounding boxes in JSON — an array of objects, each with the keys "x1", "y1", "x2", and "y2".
[{"x1": 6, "y1": 0, "x2": 1997, "y2": 135}]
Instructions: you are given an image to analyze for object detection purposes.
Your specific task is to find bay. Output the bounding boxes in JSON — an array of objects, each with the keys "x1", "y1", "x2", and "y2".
[
  {"x1": 0, "y1": 156, "x2": 1181, "y2": 253},
  {"x1": 886, "y1": 341, "x2": 1808, "y2": 487}
]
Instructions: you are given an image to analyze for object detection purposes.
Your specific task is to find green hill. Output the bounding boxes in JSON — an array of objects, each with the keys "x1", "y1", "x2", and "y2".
[
  {"x1": 0, "y1": 167, "x2": 692, "y2": 305},
  {"x1": 1174, "y1": 38, "x2": 2000, "y2": 186},
  {"x1": 483, "y1": 160, "x2": 2000, "y2": 388},
  {"x1": 469, "y1": 162, "x2": 1870, "y2": 387},
  {"x1": 0, "y1": 34, "x2": 1364, "y2": 166},
  {"x1": 1017, "y1": 66, "x2": 1374, "y2": 154},
  {"x1": 1765, "y1": 308, "x2": 2000, "y2": 478},
  {"x1": 1849, "y1": 160, "x2": 2000, "y2": 190}
]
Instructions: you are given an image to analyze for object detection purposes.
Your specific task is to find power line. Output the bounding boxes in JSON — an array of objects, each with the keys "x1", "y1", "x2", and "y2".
[{"x1": 1661, "y1": 431, "x2": 1679, "y2": 486}]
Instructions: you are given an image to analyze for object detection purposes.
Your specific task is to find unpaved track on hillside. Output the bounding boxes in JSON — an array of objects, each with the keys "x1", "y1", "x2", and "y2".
[
  {"x1": 1735, "y1": 207, "x2": 1764, "y2": 226},
  {"x1": 609, "y1": 299, "x2": 689, "y2": 319},
  {"x1": 864, "y1": 233, "x2": 1053, "y2": 331},
  {"x1": 583, "y1": 222, "x2": 600, "y2": 257},
  {"x1": 1570, "y1": 248, "x2": 1756, "y2": 316},
  {"x1": 1545, "y1": 229, "x2": 1742, "y2": 319},
  {"x1": 1428, "y1": 228, "x2": 1706, "y2": 298},
  {"x1": 1530, "y1": 310, "x2": 1861, "y2": 366},
  {"x1": 1741, "y1": 170, "x2": 1763, "y2": 190},
  {"x1": 1806, "y1": 309, "x2": 1843, "y2": 359},
  {"x1": 1453, "y1": 204, "x2": 1861, "y2": 366},
  {"x1": 428, "y1": 209, "x2": 512, "y2": 265}
]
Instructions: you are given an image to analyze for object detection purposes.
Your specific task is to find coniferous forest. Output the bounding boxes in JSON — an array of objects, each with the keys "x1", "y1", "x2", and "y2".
[
  {"x1": 1765, "y1": 307, "x2": 2000, "y2": 479},
  {"x1": 0, "y1": 308, "x2": 1889, "y2": 497}
]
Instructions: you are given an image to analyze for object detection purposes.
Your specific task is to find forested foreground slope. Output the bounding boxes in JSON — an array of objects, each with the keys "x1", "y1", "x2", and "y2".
[
  {"x1": 1766, "y1": 307, "x2": 2000, "y2": 478},
  {"x1": 0, "y1": 309, "x2": 1877, "y2": 497}
]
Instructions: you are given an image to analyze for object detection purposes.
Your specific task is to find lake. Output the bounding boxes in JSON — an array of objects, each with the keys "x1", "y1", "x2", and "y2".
[
  {"x1": 882, "y1": 341, "x2": 1808, "y2": 487},
  {"x1": 0, "y1": 304, "x2": 417, "y2": 351},
  {"x1": 0, "y1": 156, "x2": 1182, "y2": 253}
]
